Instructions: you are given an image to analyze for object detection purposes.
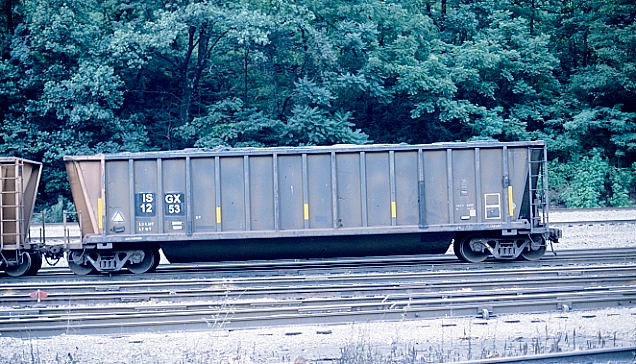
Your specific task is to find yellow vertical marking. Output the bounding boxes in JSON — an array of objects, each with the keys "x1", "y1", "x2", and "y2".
[
  {"x1": 97, "y1": 198, "x2": 103, "y2": 230},
  {"x1": 391, "y1": 201, "x2": 397, "y2": 218},
  {"x1": 216, "y1": 206, "x2": 222, "y2": 224},
  {"x1": 303, "y1": 203, "x2": 309, "y2": 220},
  {"x1": 508, "y1": 186, "x2": 514, "y2": 216}
]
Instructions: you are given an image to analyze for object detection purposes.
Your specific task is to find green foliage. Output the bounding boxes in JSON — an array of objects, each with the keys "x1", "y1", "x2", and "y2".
[
  {"x1": 549, "y1": 151, "x2": 633, "y2": 208},
  {"x1": 34, "y1": 195, "x2": 76, "y2": 223},
  {"x1": 286, "y1": 106, "x2": 368, "y2": 145},
  {"x1": 0, "y1": 0, "x2": 634, "y2": 208},
  {"x1": 609, "y1": 167, "x2": 633, "y2": 207},
  {"x1": 563, "y1": 152, "x2": 609, "y2": 208},
  {"x1": 180, "y1": 98, "x2": 368, "y2": 147},
  {"x1": 180, "y1": 98, "x2": 286, "y2": 147},
  {"x1": 564, "y1": 106, "x2": 636, "y2": 157}
]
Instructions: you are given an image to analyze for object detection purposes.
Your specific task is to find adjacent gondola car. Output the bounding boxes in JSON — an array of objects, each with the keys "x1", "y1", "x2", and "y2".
[
  {"x1": 63, "y1": 141, "x2": 560, "y2": 275},
  {"x1": 0, "y1": 157, "x2": 43, "y2": 276}
]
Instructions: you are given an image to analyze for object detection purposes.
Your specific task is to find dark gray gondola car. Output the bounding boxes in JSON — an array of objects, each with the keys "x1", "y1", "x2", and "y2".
[
  {"x1": 0, "y1": 157, "x2": 43, "y2": 276},
  {"x1": 63, "y1": 141, "x2": 560, "y2": 275}
]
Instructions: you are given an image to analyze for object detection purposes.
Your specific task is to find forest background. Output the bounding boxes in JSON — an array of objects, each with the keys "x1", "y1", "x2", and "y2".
[{"x1": 1, "y1": 0, "x2": 634, "y2": 218}]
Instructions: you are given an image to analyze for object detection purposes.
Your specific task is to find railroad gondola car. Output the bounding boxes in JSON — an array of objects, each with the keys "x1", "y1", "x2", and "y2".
[
  {"x1": 63, "y1": 141, "x2": 560, "y2": 275},
  {"x1": 0, "y1": 157, "x2": 43, "y2": 276}
]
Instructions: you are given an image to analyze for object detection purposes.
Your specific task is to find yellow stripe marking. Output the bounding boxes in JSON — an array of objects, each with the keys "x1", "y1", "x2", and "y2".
[
  {"x1": 391, "y1": 201, "x2": 397, "y2": 218},
  {"x1": 303, "y1": 203, "x2": 309, "y2": 220},
  {"x1": 97, "y1": 198, "x2": 103, "y2": 230},
  {"x1": 508, "y1": 186, "x2": 514, "y2": 217},
  {"x1": 216, "y1": 206, "x2": 222, "y2": 224}
]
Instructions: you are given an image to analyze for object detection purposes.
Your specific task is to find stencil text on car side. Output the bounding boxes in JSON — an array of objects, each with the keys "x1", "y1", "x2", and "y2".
[
  {"x1": 135, "y1": 193, "x2": 155, "y2": 217},
  {"x1": 164, "y1": 193, "x2": 185, "y2": 216},
  {"x1": 137, "y1": 221, "x2": 154, "y2": 232}
]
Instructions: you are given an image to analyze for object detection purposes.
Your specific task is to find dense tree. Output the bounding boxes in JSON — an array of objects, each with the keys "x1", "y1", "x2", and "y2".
[{"x1": 0, "y1": 0, "x2": 634, "y2": 209}]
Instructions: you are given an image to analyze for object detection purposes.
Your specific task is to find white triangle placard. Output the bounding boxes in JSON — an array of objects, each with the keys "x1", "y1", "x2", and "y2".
[{"x1": 112, "y1": 211, "x2": 125, "y2": 222}]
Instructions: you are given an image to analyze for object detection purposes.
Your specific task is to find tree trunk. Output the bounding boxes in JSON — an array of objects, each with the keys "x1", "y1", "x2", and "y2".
[
  {"x1": 439, "y1": 0, "x2": 447, "y2": 30},
  {"x1": 530, "y1": 0, "x2": 536, "y2": 35},
  {"x1": 244, "y1": 47, "x2": 249, "y2": 104},
  {"x1": 2, "y1": 0, "x2": 14, "y2": 59},
  {"x1": 192, "y1": 27, "x2": 210, "y2": 117},
  {"x1": 178, "y1": 26, "x2": 197, "y2": 129}
]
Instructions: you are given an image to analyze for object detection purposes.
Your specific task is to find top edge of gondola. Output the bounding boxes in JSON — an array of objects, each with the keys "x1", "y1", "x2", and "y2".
[{"x1": 64, "y1": 140, "x2": 546, "y2": 161}]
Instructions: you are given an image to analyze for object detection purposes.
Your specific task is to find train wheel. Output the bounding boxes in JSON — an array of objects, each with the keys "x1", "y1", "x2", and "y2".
[
  {"x1": 27, "y1": 252, "x2": 42, "y2": 275},
  {"x1": 68, "y1": 251, "x2": 95, "y2": 276},
  {"x1": 148, "y1": 248, "x2": 161, "y2": 272},
  {"x1": 5, "y1": 252, "x2": 32, "y2": 277},
  {"x1": 455, "y1": 236, "x2": 489, "y2": 263},
  {"x1": 453, "y1": 238, "x2": 464, "y2": 261},
  {"x1": 128, "y1": 248, "x2": 157, "y2": 274},
  {"x1": 520, "y1": 237, "x2": 547, "y2": 261}
]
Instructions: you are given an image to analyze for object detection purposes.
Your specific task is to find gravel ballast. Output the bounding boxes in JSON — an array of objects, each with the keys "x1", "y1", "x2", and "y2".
[
  {"x1": 550, "y1": 208, "x2": 636, "y2": 250},
  {"x1": 2, "y1": 308, "x2": 635, "y2": 363}
]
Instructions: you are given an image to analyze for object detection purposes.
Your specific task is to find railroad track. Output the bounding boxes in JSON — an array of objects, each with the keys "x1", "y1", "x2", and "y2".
[
  {"x1": 2, "y1": 259, "x2": 636, "y2": 337},
  {"x1": 23, "y1": 247, "x2": 636, "y2": 280},
  {"x1": 2, "y1": 286, "x2": 635, "y2": 338},
  {"x1": 550, "y1": 218, "x2": 636, "y2": 226},
  {"x1": 459, "y1": 346, "x2": 636, "y2": 364},
  {"x1": 4, "y1": 263, "x2": 636, "y2": 304}
]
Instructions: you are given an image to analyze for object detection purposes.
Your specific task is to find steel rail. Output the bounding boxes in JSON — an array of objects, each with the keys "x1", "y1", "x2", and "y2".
[
  {"x1": 155, "y1": 247, "x2": 636, "y2": 272},
  {"x1": 456, "y1": 346, "x2": 636, "y2": 364},
  {"x1": 19, "y1": 247, "x2": 636, "y2": 279},
  {"x1": 3, "y1": 258, "x2": 636, "y2": 337},
  {"x1": 550, "y1": 218, "x2": 636, "y2": 226},
  {"x1": 2, "y1": 282, "x2": 635, "y2": 319},
  {"x1": 1, "y1": 286, "x2": 635, "y2": 337},
  {"x1": 3, "y1": 264, "x2": 636, "y2": 304},
  {"x1": 7, "y1": 262, "x2": 636, "y2": 289},
  {"x1": 3, "y1": 273, "x2": 636, "y2": 312},
  {"x1": 551, "y1": 207, "x2": 636, "y2": 212}
]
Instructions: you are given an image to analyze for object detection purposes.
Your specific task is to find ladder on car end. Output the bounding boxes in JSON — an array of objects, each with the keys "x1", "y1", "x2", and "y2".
[
  {"x1": 527, "y1": 146, "x2": 549, "y2": 232},
  {"x1": 0, "y1": 161, "x2": 25, "y2": 251}
]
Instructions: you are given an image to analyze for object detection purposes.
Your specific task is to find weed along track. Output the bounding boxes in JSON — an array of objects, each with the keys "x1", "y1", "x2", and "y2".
[{"x1": 2, "y1": 249, "x2": 636, "y2": 338}]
